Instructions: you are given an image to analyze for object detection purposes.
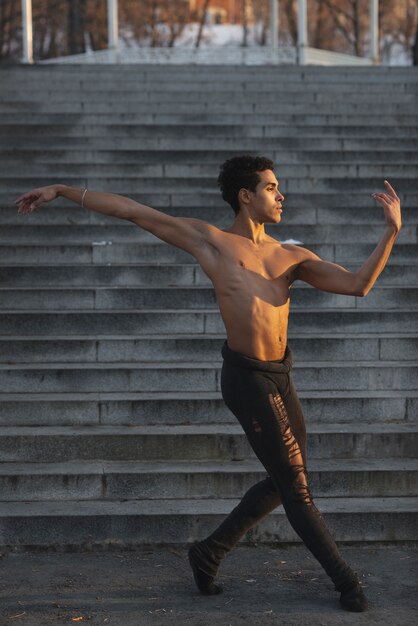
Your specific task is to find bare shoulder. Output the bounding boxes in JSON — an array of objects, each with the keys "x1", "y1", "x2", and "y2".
[
  {"x1": 178, "y1": 217, "x2": 224, "y2": 243},
  {"x1": 280, "y1": 242, "x2": 319, "y2": 261},
  {"x1": 176, "y1": 218, "x2": 227, "y2": 277},
  {"x1": 270, "y1": 241, "x2": 320, "y2": 284},
  {"x1": 266, "y1": 236, "x2": 317, "y2": 261}
]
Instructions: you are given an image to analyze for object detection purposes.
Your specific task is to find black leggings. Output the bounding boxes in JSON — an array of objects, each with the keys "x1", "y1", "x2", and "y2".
[{"x1": 199, "y1": 341, "x2": 359, "y2": 593}]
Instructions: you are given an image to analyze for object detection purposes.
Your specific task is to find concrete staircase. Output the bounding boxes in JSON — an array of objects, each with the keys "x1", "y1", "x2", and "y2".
[{"x1": 0, "y1": 64, "x2": 417, "y2": 548}]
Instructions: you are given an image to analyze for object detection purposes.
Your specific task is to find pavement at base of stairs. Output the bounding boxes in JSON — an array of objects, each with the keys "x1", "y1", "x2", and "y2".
[{"x1": 0, "y1": 543, "x2": 417, "y2": 626}]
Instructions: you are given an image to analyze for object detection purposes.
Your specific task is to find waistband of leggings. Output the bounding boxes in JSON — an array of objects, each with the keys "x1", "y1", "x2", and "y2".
[{"x1": 221, "y1": 340, "x2": 293, "y2": 373}]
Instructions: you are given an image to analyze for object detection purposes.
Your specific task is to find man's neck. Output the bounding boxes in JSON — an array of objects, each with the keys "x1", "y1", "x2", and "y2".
[{"x1": 225, "y1": 213, "x2": 268, "y2": 246}]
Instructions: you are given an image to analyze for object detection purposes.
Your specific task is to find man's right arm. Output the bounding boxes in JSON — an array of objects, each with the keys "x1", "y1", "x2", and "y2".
[{"x1": 15, "y1": 184, "x2": 219, "y2": 264}]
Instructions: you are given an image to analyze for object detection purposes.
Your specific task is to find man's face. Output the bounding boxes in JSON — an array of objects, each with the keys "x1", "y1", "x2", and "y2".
[{"x1": 245, "y1": 169, "x2": 285, "y2": 224}]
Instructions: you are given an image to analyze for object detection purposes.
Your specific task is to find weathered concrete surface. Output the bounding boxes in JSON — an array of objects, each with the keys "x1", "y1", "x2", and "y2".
[{"x1": 0, "y1": 544, "x2": 416, "y2": 625}]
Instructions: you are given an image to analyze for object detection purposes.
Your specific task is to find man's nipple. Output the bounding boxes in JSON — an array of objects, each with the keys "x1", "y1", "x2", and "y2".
[{"x1": 239, "y1": 260, "x2": 246, "y2": 269}]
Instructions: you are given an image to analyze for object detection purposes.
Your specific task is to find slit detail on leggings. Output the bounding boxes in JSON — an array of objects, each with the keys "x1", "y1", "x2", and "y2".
[
  {"x1": 251, "y1": 418, "x2": 262, "y2": 432},
  {"x1": 268, "y1": 393, "x2": 313, "y2": 506}
]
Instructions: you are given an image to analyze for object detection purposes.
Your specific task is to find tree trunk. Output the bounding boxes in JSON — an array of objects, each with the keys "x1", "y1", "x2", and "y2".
[
  {"x1": 5, "y1": 0, "x2": 17, "y2": 58},
  {"x1": 312, "y1": 0, "x2": 328, "y2": 48},
  {"x1": 150, "y1": 1, "x2": 159, "y2": 47},
  {"x1": 412, "y1": 22, "x2": 418, "y2": 65},
  {"x1": 68, "y1": 0, "x2": 87, "y2": 55},
  {"x1": 352, "y1": 0, "x2": 362, "y2": 56},
  {"x1": 195, "y1": 0, "x2": 211, "y2": 48},
  {"x1": 47, "y1": 22, "x2": 58, "y2": 59},
  {"x1": 242, "y1": 0, "x2": 248, "y2": 46},
  {"x1": 0, "y1": 0, "x2": 7, "y2": 56},
  {"x1": 282, "y1": 0, "x2": 298, "y2": 46}
]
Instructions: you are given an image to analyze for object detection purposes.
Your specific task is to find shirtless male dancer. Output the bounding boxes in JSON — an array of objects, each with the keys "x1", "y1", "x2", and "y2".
[{"x1": 15, "y1": 155, "x2": 402, "y2": 612}]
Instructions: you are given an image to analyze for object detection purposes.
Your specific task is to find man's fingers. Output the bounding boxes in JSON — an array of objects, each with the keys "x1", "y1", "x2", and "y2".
[
  {"x1": 15, "y1": 192, "x2": 39, "y2": 205},
  {"x1": 377, "y1": 201, "x2": 391, "y2": 211},
  {"x1": 384, "y1": 180, "x2": 398, "y2": 198},
  {"x1": 15, "y1": 193, "x2": 32, "y2": 204},
  {"x1": 372, "y1": 180, "x2": 399, "y2": 204},
  {"x1": 15, "y1": 190, "x2": 44, "y2": 213},
  {"x1": 372, "y1": 194, "x2": 391, "y2": 209},
  {"x1": 373, "y1": 192, "x2": 390, "y2": 202},
  {"x1": 17, "y1": 202, "x2": 32, "y2": 214}
]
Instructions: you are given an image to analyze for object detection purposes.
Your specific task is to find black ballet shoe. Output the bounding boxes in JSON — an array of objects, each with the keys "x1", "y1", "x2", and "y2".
[
  {"x1": 188, "y1": 544, "x2": 223, "y2": 595},
  {"x1": 339, "y1": 583, "x2": 368, "y2": 612}
]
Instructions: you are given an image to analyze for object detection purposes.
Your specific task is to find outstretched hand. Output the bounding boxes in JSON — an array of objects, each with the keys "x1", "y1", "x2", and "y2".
[
  {"x1": 15, "y1": 185, "x2": 59, "y2": 214},
  {"x1": 372, "y1": 180, "x2": 402, "y2": 233}
]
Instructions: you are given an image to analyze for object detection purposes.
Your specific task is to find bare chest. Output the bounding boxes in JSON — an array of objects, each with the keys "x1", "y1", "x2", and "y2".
[
  {"x1": 212, "y1": 241, "x2": 295, "y2": 302},
  {"x1": 220, "y1": 237, "x2": 293, "y2": 276}
]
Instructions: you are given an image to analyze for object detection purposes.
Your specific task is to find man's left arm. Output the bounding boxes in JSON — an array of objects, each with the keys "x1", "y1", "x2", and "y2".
[{"x1": 295, "y1": 180, "x2": 402, "y2": 296}]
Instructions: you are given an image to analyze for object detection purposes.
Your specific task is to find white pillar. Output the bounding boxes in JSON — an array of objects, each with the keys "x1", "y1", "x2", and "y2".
[
  {"x1": 21, "y1": 0, "x2": 33, "y2": 64},
  {"x1": 108, "y1": 0, "x2": 119, "y2": 50},
  {"x1": 370, "y1": 0, "x2": 379, "y2": 63},
  {"x1": 297, "y1": 0, "x2": 307, "y2": 65},
  {"x1": 270, "y1": 0, "x2": 279, "y2": 51}
]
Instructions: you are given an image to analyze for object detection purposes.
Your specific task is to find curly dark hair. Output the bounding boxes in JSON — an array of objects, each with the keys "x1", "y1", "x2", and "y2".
[{"x1": 217, "y1": 155, "x2": 275, "y2": 215}]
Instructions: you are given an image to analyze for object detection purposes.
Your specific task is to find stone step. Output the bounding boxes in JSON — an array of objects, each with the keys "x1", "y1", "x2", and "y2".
[
  {"x1": 3, "y1": 135, "x2": 418, "y2": 151},
  {"x1": 0, "y1": 309, "x2": 415, "y2": 334},
  {"x1": 1, "y1": 458, "x2": 417, "y2": 502},
  {"x1": 0, "y1": 256, "x2": 418, "y2": 278},
  {"x1": 3, "y1": 124, "x2": 418, "y2": 139},
  {"x1": 0, "y1": 242, "x2": 416, "y2": 265},
  {"x1": 0, "y1": 263, "x2": 413, "y2": 286},
  {"x1": 2, "y1": 148, "x2": 418, "y2": 164},
  {"x1": 6, "y1": 176, "x2": 418, "y2": 195},
  {"x1": 2, "y1": 101, "x2": 417, "y2": 115},
  {"x1": 2, "y1": 83, "x2": 417, "y2": 100},
  {"x1": 0, "y1": 286, "x2": 416, "y2": 311},
  {"x1": 0, "y1": 334, "x2": 416, "y2": 364},
  {"x1": 3, "y1": 215, "x2": 417, "y2": 237},
  {"x1": 6, "y1": 196, "x2": 418, "y2": 222},
  {"x1": 4, "y1": 161, "x2": 418, "y2": 179},
  {"x1": 0, "y1": 423, "x2": 416, "y2": 462},
  {"x1": 3, "y1": 68, "x2": 417, "y2": 84},
  {"x1": 3, "y1": 113, "x2": 418, "y2": 127},
  {"x1": 1, "y1": 224, "x2": 416, "y2": 245},
  {"x1": 1, "y1": 496, "x2": 416, "y2": 545},
  {"x1": 0, "y1": 361, "x2": 416, "y2": 393},
  {"x1": 1, "y1": 389, "x2": 415, "y2": 427},
  {"x1": 3, "y1": 63, "x2": 416, "y2": 76},
  {"x1": 5, "y1": 205, "x2": 315, "y2": 225},
  {"x1": 0, "y1": 261, "x2": 414, "y2": 282},
  {"x1": 5, "y1": 75, "x2": 415, "y2": 89},
  {"x1": 3, "y1": 79, "x2": 418, "y2": 95}
]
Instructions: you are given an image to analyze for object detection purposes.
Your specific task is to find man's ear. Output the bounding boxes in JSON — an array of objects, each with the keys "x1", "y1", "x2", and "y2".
[{"x1": 238, "y1": 188, "x2": 251, "y2": 206}]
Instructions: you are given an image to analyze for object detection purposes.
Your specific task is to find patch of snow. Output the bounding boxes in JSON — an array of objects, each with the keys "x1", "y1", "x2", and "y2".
[{"x1": 281, "y1": 239, "x2": 304, "y2": 245}]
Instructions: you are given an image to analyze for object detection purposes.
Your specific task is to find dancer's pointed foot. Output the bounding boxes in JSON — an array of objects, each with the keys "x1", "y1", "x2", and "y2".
[
  {"x1": 188, "y1": 544, "x2": 223, "y2": 595},
  {"x1": 340, "y1": 583, "x2": 368, "y2": 612}
]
